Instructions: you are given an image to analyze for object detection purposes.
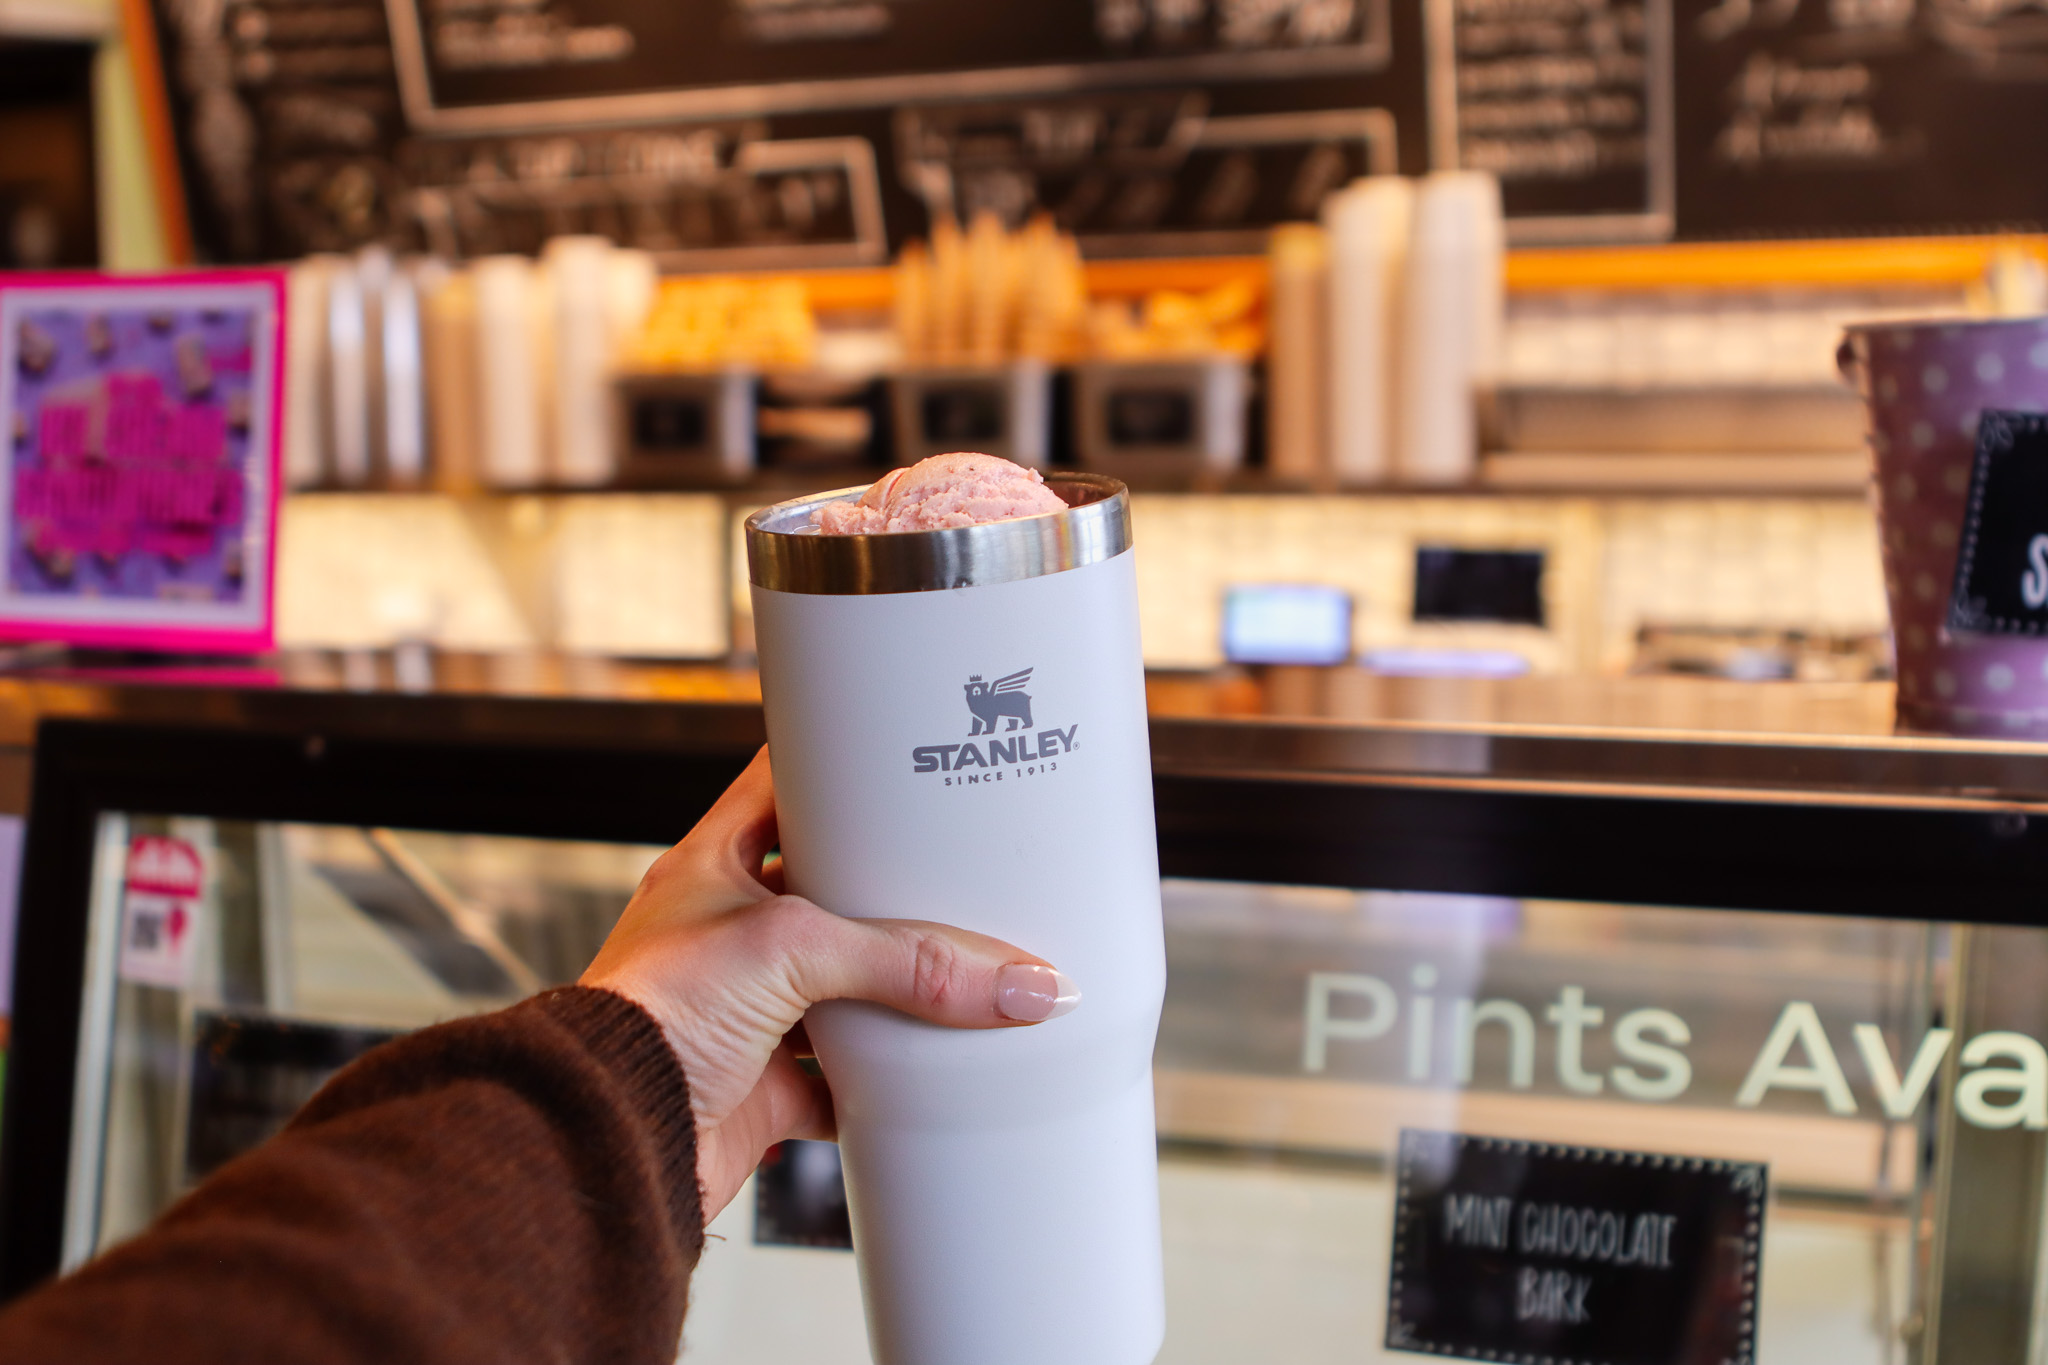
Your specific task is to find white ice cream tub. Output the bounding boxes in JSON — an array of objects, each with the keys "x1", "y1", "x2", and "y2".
[{"x1": 745, "y1": 474, "x2": 1165, "y2": 1365}]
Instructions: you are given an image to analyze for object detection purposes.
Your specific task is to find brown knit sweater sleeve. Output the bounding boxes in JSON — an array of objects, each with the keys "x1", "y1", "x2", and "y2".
[{"x1": 0, "y1": 986, "x2": 705, "y2": 1365}]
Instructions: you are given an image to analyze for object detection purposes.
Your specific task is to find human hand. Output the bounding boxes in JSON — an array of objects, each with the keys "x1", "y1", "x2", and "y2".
[{"x1": 581, "y1": 748, "x2": 1078, "y2": 1218}]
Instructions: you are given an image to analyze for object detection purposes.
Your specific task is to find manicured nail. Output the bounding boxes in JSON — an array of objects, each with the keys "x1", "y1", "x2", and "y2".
[{"x1": 995, "y1": 964, "x2": 1081, "y2": 1022}]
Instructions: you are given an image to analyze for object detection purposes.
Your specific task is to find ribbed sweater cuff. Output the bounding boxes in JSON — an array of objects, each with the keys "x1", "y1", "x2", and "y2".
[{"x1": 529, "y1": 985, "x2": 705, "y2": 1266}]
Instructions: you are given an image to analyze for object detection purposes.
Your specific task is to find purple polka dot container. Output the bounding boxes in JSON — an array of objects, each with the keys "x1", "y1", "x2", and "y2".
[{"x1": 1841, "y1": 317, "x2": 2048, "y2": 734}]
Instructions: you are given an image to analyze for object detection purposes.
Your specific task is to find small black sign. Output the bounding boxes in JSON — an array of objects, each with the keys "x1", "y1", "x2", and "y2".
[
  {"x1": 1387, "y1": 1130, "x2": 1764, "y2": 1365},
  {"x1": 753, "y1": 1139, "x2": 853, "y2": 1251},
  {"x1": 1412, "y1": 548, "x2": 1547, "y2": 627},
  {"x1": 1106, "y1": 388, "x2": 1196, "y2": 447},
  {"x1": 186, "y1": 1013, "x2": 400, "y2": 1181},
  {"x1": 1950, "y1": 410, "x2": 2048, "y2": 637},
  {"x1": 631, "y1": 394, "x2": 710, "y2": 453},
  {"x1": 920, "y1": 386, "x2": 1006, "y2": 445}
]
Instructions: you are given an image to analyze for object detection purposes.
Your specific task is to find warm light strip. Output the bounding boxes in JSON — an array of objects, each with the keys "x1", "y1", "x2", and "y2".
[
  {"x1": 744, "y1": 234, "x2": 2046, "y2": 315},
  {"x1": 1505, "y1": 235, "x2": 2048, "y2": 293}
]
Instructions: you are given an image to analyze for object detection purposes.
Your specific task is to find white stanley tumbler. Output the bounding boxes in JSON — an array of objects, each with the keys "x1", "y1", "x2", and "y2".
[{"x1": 746, "y1": 474, "x2": 1165, "y2": 1365}]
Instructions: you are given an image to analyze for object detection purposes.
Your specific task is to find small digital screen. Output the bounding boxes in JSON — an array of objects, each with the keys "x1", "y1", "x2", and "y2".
[
  {"x1": 1106, "y1": 387, "x2": 1195, "y2": 446},
  {"x1": 1412, "y1": 548, "x2": 1546, "y2": 626},
  {"x1": 632, "y1": 395, "x2": 707, "y2": 451},
  {"x1": 1222, "y1": 584, "x2": 1354, "y2": 666},
  {"x1": 921, "y1": 387, "x2": 1004, "y2": 443}
]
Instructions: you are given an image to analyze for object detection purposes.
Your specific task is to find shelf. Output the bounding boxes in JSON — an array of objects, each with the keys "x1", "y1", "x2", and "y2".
[
  {"x1": 1479, "y1": 452, "x2": 1869, "y2": 494},
  {"x1": 720, "y1": 256, "x2": 1272, "y2": 313},
  {"x1": 1505, "y1": 234, "x2": 2036, "y2": 294}
]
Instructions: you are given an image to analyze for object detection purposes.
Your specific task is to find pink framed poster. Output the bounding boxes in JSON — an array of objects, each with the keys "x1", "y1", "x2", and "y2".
[{"x1": 0, "y1": 271, "x2": 284, "y2": 653}]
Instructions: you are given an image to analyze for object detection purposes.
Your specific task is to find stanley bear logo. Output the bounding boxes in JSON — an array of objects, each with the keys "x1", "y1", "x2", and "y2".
[
  {"x1": 912, "y1": 667, "x2": 1075, "y2": 775},
  {"x1": 964, "y1": 668, "x2": 1033, "y2": 735}
]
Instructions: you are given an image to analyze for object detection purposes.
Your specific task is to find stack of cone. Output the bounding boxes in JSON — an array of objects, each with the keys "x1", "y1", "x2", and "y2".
[
  {"x1": 1084, "y1": 278, "x2": 1263, "y2": 360},
  {"x1": 629, "y1": 277, "x2": 817, "y2": 369},
  {"x1": 895, "y1": 211, "x2": 1086, "y2": 366}
]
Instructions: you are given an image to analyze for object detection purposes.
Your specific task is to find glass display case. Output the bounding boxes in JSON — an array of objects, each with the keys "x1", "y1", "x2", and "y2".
[{"x1": 3, "y1": 678, "x2": 2046, "y2": 1365}]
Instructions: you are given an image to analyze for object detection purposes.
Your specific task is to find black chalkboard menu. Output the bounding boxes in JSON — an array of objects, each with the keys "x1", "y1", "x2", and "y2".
[
  {"x1": 144, "y1": 0, "x2": 1424, "y2": 263},
  {"x1": 140, "y1": 0, "x2": 2048, "y2": 265},
  {"x1": 1673, "y1": 0, "x2": 2048, "y2": 241}
]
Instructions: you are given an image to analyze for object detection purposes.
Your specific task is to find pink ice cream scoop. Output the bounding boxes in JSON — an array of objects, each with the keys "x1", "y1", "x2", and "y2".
[{"x1": 814, "y1": 452, "x2": 1069, "y2": 534}]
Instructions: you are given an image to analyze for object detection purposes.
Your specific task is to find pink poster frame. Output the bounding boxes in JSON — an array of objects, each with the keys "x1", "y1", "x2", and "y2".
[{"x1": 0, "y1": 269, "x2": 286, "y2": 654}]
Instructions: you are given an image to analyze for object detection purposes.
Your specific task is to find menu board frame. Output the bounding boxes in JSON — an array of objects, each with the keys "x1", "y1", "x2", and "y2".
[
  {"x1": 0, "y1": 271, "x2": 284, "y2": 654},
  {"x1": 381, "y1": 0, "x2": 1397, "y2": 133}
]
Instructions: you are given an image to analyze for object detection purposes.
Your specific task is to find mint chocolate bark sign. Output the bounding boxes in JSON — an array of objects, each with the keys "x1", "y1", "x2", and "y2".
[
  {"x1": 1950, "y1": 410, "x2": 2048, "y2": 637},
  {"x1": 1386, "y1": 1131, "x2": 1764, "y2": 1365}
]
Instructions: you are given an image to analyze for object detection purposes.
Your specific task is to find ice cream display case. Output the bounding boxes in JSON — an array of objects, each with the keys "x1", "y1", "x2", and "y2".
[{"x1": 0, "y1": 669, "x2": 2046, "y2": 1365}]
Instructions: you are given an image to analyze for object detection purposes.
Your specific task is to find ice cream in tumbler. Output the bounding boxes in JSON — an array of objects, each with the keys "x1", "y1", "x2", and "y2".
[
  {"x1": 747, "y1": 456, "x2": 1165, "y2": 1365},
  {"x1": 812, "y1": 451, "x2": 1068, "y2": 534}
]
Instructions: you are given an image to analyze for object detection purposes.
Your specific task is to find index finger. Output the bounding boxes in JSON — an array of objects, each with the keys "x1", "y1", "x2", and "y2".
[{"x1": 670, "y1": 747, "x2": 780, "y2": 900}]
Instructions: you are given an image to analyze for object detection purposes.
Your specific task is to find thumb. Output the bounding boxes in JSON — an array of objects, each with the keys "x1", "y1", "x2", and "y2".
[{"x1": 778, "y1": 903, "x2": 1080, "y2": 1027}]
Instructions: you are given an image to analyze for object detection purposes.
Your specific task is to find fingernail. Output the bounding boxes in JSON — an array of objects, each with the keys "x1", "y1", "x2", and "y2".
[{"x1": 995, "y1": 964, "x2": 1081, "y2": 1022}]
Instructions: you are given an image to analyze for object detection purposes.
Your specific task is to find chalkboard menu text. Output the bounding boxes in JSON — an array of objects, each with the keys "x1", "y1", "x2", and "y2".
[{"x1": 1431, "y1": 0, "x2": 1674, "y2": 240}]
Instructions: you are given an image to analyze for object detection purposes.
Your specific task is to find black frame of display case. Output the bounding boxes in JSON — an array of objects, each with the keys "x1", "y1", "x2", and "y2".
[{"x1": 5, "y1": 714, "x2": 2048, "y2": 1298}]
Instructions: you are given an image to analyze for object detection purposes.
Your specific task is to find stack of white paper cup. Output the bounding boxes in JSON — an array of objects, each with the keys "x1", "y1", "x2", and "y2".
[
  {"x1": 472, "y1": 255, "x2": 548, "y2": 488},
  {"x1": 544, "y1": 236, "x2": 618, "y2": 487},
  {"x1": 420, "y1": 267, "x2": 482, "y2": 494},
  {"x1": 1395, "y1": 171, "x2": 1504, "y2": 485},
  {"x1": 325, "y1": 255, "x2": 372, "y2": 487},
  {"x1": 380, "y1": 259, "x2": 428, "y2": 487},
  {"x1": 604, "y1": 248, "x2": 659, "y2": 357},
  {"x1": 1322, "y1": 177, "x2": 1413, "y2": 486},
  {"x1": 283, "y1": 256, "x2": 337, "y2": 490},
  {"x1": 746, "y1": 475, "x2": 1166, "y2": 1365},
  {"x1": 1266, "y1": 223, "x2": 1329, "y2": 482}
]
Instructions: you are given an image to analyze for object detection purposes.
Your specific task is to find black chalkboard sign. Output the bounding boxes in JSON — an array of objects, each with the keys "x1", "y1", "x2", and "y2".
[
  {"x1": 1948, "y1": 410, "x2": 2048, "y2": 637},
  {"x1": 1387, "y1": 1130, "x2": 1765, "y2": 1365}
]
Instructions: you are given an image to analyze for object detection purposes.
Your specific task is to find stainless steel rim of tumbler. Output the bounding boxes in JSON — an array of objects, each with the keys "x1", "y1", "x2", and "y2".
[{"x1": 745, "y1": 472, "x2": 1132, "y2": 595}]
